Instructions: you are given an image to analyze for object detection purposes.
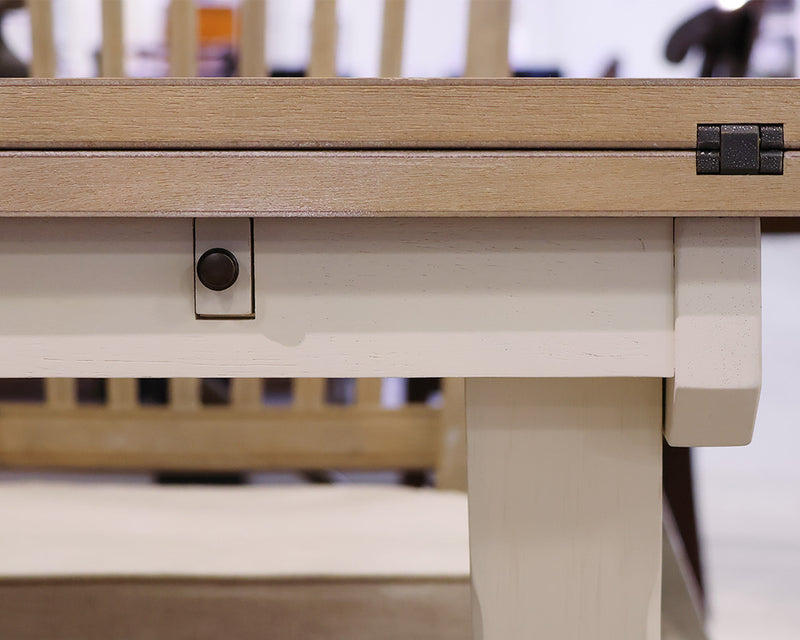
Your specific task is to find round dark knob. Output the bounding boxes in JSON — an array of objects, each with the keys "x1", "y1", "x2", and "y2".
[{"x1": 197, "y1": 248, "x2": 239, "y2": 291}]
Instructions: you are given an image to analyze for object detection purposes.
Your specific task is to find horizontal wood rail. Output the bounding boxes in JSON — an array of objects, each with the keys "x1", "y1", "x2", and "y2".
[
  {"x1": 0, "y1": 406, "x2": 440, "y2": 471},
  {"x1": 0, "y1": 151, "x2": 796, "y2": 216},
  {"x1": 1, "y1": 79, "x2": 799, "y2": 150},
  {"x1": 0, "y1": 378, "x2": 446, "y2": 472}
]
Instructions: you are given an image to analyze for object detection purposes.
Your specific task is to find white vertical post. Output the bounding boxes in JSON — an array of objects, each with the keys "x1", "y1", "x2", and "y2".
[{"x1": 467, "y1": 377, "x2": 663, "y2": 639}]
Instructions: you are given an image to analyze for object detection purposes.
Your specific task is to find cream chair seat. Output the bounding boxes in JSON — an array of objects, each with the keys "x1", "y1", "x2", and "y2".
[{"x1": 0, "y1": 481, "x2": 471, "y2": 640}]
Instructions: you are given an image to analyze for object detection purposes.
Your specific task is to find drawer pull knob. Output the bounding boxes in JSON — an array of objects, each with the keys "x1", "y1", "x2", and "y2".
[{"x1": 197, "y1": 248, "x2": 239, "y2": 292}]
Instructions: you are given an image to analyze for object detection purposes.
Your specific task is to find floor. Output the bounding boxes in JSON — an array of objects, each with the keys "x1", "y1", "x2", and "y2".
[{"x1": 696, "y1": 233, "x2": 800, "y2": 640}]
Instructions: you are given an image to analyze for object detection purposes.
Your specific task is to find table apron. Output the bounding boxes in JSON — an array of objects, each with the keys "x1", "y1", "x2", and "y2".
[{"x1": 0, "y1": 217, "x2": 674, "y2": 378}]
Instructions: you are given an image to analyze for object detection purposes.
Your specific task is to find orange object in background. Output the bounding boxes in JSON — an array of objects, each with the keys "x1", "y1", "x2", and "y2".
[
  {"x1": 198, "y1": 7, "x2": 238, "y2": 47},
  {"x1": 178, "y1": 5, "x2": 239, "y2": 77}
]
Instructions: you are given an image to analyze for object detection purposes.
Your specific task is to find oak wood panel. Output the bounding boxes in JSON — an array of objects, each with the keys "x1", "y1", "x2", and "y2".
[
  {"x1": 467, "y1": 378, "x2": 662, "y2": 639},
  {"x1": 0, "y1": 151, "x2": 797, "y2": 216},
  {"x1": 2, "y1": 79, "x2": 800, "y2": 149},
  {"x1": 0, "y1": 406, "x2": 439, "y2": 470}
]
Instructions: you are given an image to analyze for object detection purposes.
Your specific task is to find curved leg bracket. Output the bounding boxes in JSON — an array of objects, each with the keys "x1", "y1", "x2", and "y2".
[{"x1": 665, "y1": 218, "x2": 761, "y2": 447}]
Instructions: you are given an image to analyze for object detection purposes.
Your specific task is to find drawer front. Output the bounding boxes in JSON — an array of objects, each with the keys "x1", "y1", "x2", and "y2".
[{"x1": 0, "y1": 217, "x2": 673, "y2": 378}]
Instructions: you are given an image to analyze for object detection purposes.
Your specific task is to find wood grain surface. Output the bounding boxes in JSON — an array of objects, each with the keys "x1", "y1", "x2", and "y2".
[
  {"x1": 0, "y1": 151, "x2": 797, "y2": 216},
  {"x1": 1, "y1": 79, "x2": 800, "y2": 149}
]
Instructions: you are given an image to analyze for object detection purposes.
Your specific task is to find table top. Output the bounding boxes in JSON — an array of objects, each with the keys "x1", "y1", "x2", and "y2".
[
  {"x1": 1, "y1": 78, "x2": 797, "y2": 217},
  {"x1": 1, "y1": 78, "x2": 799, "y2": 150}
]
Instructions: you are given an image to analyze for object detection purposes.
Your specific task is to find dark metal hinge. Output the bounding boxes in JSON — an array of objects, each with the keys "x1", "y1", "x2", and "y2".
[{"x1": 697, "y1": 123, "x2": 783, "y2": 175}]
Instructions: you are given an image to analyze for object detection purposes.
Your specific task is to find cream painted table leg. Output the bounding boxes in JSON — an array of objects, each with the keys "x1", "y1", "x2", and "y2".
[{"x1": 467, "y1": 378, "x2": 663, "y2": 640}]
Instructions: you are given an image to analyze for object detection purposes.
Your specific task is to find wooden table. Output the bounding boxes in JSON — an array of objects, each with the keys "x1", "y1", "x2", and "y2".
[{"x1": 0, "y1": 78, "x2": 781, "y2": 639}]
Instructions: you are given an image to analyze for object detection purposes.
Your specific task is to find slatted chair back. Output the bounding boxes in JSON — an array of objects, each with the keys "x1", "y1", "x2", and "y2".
[
  {"x1": 6, "y1": 0, "x2": 513, "y2": 489},
  {"x1": 0, "y1": 377, "x2": 449, "y2": 472}
]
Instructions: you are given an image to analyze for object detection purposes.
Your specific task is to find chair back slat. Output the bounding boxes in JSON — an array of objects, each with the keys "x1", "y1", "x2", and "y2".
[
  {"x1": 238, "y1": 0, "x2": 267, "y2": 77},
  {"x1": 169, "y1": 378, "x2": 201, "y2": 411},
  {"x1": 379, "y1": 0, "x2": 405, "y2": 78},
  {"x1": 356, "y1": 379, "x2": 383, "y2": 409},
  {"x1": 293, "y1": 378, "x2": 326, "y2": 410},
  {"x1": 436, "y1": 378, "x2": 467, "y2": 491},
  {"x1": 465, "y1": 0, "x2": 511, "y2": 77},
  {"x1": 169, "y1": 0, "x2": 198, "y2": 77},
  {"x1": 309, "y1": 0, "x2": 337, "y2": 77},
  {"x1": 44, "y1": 378, "x2": 76, "y2": 410},
  {"x1": 107, "y1": 379, "x2": 138, "y2": 411},
  {"x1": 230, "y1": 378, "x2": 263, "y2": 409},
  {"x1": 101, "y1": 0, "x2": 125, "y2": 77},
  {"x1": 27, "y1": 0, "x2": 56, "y2": 77}
]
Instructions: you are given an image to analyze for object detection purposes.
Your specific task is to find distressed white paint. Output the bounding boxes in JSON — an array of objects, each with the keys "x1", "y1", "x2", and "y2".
[
  {"x1": 467, "y1": 378, "x2": 663, "y2": 640},
  {"x1": 0, "y1": 217, "x2": 673, "y2": 378},
  {"x1": 665, "y1": 218, "x2": 761, "y2": 446}
]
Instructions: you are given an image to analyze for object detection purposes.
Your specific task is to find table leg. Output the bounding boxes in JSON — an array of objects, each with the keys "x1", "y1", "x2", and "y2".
[{"x1": 467, "y1": 378, "x2": 662, "y2": 640}]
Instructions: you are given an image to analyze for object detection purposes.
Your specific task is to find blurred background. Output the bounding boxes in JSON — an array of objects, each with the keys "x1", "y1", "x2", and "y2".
[
  {"x1": 0, "y1": 0, "x2": 799, "y2": 78},
  {"x1": 0, "y1": 2, "x2": 798, "y2": 639}
]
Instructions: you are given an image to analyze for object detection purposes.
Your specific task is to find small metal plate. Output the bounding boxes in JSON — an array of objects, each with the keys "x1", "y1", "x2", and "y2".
[
  {"x1": 194, "y1": 218, "x2": 254, "y2": 319},
  {"x1": 720, "y1": 125, "x2": 759, "y2": 175}
]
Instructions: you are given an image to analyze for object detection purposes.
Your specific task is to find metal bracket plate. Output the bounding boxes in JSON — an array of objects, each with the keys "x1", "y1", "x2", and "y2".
[{"x1": 697, "y1": 123, "x2": 783, "y2": 175}]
